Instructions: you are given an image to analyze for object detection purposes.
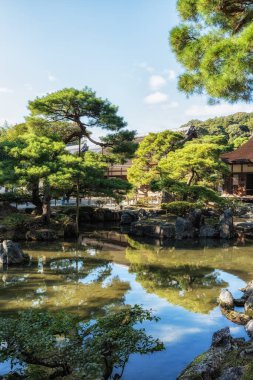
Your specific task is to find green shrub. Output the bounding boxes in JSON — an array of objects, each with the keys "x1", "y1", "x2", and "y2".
[
  {"x1": 3, "y1": 213, "x2": 30, "y2": 228},
  {"x1": 161, "y1": 201, "x2": 200, "y2": 216}
]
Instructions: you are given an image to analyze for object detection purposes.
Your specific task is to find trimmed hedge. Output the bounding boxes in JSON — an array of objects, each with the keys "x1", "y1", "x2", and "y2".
[{"x1": 161, "y1": 201, "x2": 200, "y2": 216}]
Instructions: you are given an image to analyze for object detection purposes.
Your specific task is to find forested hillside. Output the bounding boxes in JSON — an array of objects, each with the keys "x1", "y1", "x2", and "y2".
[{"x1": 180, "y1": 112, "x2": 253, "y2": 148}]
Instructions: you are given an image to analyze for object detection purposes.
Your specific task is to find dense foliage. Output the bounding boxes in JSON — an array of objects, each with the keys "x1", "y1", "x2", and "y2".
[
  {"x1": 0, "y1": 306, "x2": 163, "y2": 379},
  {"x1": 170, "y1": 0, "x2": 253, "y2": 102},
  {"x1": 28, "y1": 87, "x2": 137, "y2": 158},
  {"x1": 181, "y1": 112, "x2": 253, "y2": 148}
]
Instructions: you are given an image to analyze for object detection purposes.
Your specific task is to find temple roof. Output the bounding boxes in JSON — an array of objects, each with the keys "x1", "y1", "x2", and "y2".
[{"x1": 221, "y1": 137, "x2": 253, "y2": 163}]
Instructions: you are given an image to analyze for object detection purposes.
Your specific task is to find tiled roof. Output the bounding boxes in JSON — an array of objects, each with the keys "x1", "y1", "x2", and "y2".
[{"x1": 221, "y1": 137, "x2": 253, "y2": 163}]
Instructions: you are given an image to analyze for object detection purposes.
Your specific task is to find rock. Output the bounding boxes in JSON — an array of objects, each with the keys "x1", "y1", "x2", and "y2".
[
  {"x1": 64, "y1": 222, "x2": 77, "y2": 238},
  {"x1": 26, "y1": 229, "x2": 58, "y2": 241},
  {"x1": 120, "y1": 210, "x2": 137, "y2": 225},
  {"x1": 179, "y1": 328, "x2": 235, "y2": 380},
  {"x1": 138, "y1": 208, "x2": 148, "y2": 220},
  {"x1": 0, "y1": 225, "x2": 7, "y2": 233},
  {"x1": 175, "y1": 217, "x2": 195, "y2": 240},
  {"x1": 245, "y1": 319, "x2": 253, "y2": 339},
  {"x1": 199, "y1": 225, "x2": 219, "y2": 238},
  {"x1": 240, "y1": 280, "x2": 253, "y2": 297},
  {"x1": 220, "y1": 307, "x2": 251, "y2": 325},
  {"x1": 0, "y1": 240, "x2": 29, "y2": 265},
  {"x1": 245, "y1": 294, "x2": 253, "y2": 317},
  {"x1": 188, "y1": 209, "x2": 204, "y2": 228},
  {"x1": 218, "y1": 289, "x2": 234, "y2": 309},
  {"x1": 211, "y1": 327, "x2": 233, "y2": 348},
  {"x1": 217, "y1": 366, "x2": 244, "y2": 380},
  {"x1": 235, "y1": 222, "x2": 253, "y2": 232},
  {"x1": 219, "y1": 209, "x2": 235, "y2": 239}
]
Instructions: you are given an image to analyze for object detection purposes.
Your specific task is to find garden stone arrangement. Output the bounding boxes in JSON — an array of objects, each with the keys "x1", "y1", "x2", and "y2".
[
  {"x1": 122, "y1": 208, "x2": 237, "y2": 241},
  {"x1": 178, "y1": 281, "x2": 253, "y2": 380}
]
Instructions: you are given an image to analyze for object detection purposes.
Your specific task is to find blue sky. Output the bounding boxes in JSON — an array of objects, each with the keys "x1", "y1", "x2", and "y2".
[{"x1": 0, "y1": 0, "x2": 251, "y2": 137}]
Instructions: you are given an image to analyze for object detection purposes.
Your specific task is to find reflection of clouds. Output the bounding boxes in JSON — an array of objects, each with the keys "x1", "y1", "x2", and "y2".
[
  {"x1": 152, "y1": 325, "x2": 203, "y2": 343},
  {"x1": 229, "y1": 326, "x2": 242, "y2": 334}
]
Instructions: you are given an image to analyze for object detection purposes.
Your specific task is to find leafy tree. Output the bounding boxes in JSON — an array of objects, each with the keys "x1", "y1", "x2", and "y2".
[
  {"x1": 0, "y1": 132, "x2": 67, "y2": 222},
  {"x1": 170, "y1": 0, "x2": 253, "y2": 102},
  {"x1": 0, "y1": 306, "x2": 163, "y2": 379},
  {"x1": 127, "y1": 130, "x2": 184, "y2": 191},
  {"x1": 28, "y1": 88, "x2": 136, "y2": 230},
  {"x1": 158, "y1": 137, "x2": 228, "y2": 187}
]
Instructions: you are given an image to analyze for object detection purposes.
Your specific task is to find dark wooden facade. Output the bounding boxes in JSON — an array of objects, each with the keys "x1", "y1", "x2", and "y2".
[{"x1": 221, "y1": 137, "x2": 253, "y2": 196}]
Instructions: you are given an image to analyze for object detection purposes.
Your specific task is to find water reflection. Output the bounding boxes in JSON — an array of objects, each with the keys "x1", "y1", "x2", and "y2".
[
  {"x1": 0, "y1": 232, "x2": 253, "y2": 379},
  {"x1": 0, "y1": 244, "x2": 129, "y2": 317}
]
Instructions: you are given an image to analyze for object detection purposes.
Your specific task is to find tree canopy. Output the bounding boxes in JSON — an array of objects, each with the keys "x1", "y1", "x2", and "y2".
[
  {"x1": 170, "y1": 0, "x2": 253, "y2": 102},
  {"x1": 158, "y1": 136, "x2": 228, "y2": 187},
  {"x1": 28, "y1": 87, "x2": 136, "y2": 157},
  {"x1": 127, "y1": 130, "x2": 185, "y2": 189}
]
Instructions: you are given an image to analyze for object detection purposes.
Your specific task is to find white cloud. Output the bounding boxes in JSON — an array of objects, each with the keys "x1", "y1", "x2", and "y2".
[
  {"x1": 168, "y1": 69, "x2": 176, "y2": 80},
  {"x1": 48, "y1": 73, "x2": 57, "y2": 82},
  {"x1": 186, "y1": 103, "x2": 253, "y2": 118},
  {"x1": 164, "y1": 69, "x2": 176, "y2": 80},
  {"x1": 149, "y1": 75, "x2": 166, "y2": 90},
  {"x1": 0, "y1": 87, "x2": 13, "y2": 94},
  {"x1": 144, "y1": 91, "x2": 169, "y2": 104}
]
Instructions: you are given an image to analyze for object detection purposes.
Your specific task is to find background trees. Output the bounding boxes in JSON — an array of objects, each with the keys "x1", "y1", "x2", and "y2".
[{"x1": 170, "y1": 0, "x2": 253, "y2": 102}]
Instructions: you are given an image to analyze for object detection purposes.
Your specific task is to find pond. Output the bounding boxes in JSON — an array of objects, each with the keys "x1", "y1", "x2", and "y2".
[{"x1": 0, "y1": 229, "x2": 253, "y2": 379}]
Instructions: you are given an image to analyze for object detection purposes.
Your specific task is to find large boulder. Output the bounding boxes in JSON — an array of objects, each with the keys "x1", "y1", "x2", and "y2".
[
  {"x1": 218, "y1": 289, "x2": 234, "y2": 309},
  {"x1": 188, "y1": 209, "x2": 204, "y2": 229},
  {"x1": 175, "y1": 217, "x2": 195, "y2": 239},
  {"x1": 0, "y1": 240, "x2": 29, "y2": 265},
  {"x1": 26, "y1": 229, "x2": 58, "y2": 241},
  {"x1": 219, "y1": 209, "x2": 235, "y2": 239},
  {"x1": 178, "y1": 328, "x2": 238, "y2": 380}
]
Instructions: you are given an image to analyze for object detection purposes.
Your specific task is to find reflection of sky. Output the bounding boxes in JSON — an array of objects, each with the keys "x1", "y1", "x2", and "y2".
[
  {"x1": 105, "y1": 264, "x2": 248, "y2": 380},
  {"x1": 0, "y1": 255, "x2": 249, "y2": 379}
]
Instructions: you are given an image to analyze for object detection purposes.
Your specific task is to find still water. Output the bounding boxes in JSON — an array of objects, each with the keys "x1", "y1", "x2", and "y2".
[{"x1": 0, "y1": 230, "x2": 253, "y2": 379}]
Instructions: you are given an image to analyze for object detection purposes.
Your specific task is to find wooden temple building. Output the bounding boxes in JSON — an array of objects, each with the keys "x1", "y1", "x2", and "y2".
[{"x1": 221, "y1": 137, "x2": 253, "y2": 197}]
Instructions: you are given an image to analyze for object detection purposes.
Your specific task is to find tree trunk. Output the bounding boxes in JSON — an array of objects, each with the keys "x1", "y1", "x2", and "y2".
[
  {"x1": 187, "y1": 169, "x2": 195, "y2": 187},
  {"x1": 42, "y1": 182, "x2": 51, "y2": 225},
  {"x1": 76, "y1": 179, "x2": 80, "y2": 236},
  {"x1": 31, "y1": 182, "x2": 43, "y2": 214}
]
